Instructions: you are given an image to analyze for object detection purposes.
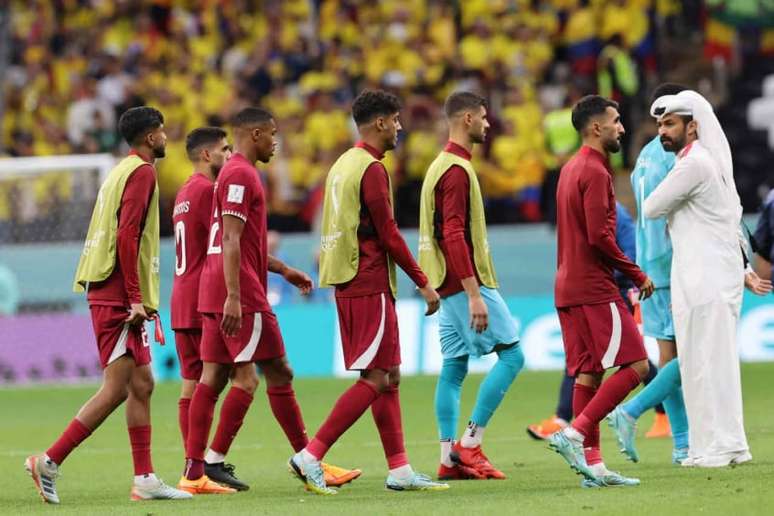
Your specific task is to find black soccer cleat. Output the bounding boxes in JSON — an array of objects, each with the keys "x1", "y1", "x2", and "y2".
[{"x1": 204, "y1": 462, "x2": 250, "y2": 491}]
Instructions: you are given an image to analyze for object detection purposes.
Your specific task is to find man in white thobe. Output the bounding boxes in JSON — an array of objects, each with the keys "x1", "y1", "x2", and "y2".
[{"x1": 644, "y1": 90, "x2": 772, "y2": 468}]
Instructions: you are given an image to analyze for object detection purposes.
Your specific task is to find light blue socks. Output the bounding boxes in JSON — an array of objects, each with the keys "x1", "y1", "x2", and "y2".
[
  {"x1": 470, "y1": 344, "x2": 524, "y2": 427},
  {"x1": 434, "y1": 356, "x2": 468, "y2": 440},
  {"x1": 622, "y1": 358, "x2": 689, "y2": 450}
]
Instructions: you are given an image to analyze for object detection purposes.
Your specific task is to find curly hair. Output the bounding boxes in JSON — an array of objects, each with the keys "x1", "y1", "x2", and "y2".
[
  {"x1": 118, "y1": 106, "x2": 164, "y2": 145},
  {"x1": 351, "y1": 89, "x2": 401, "y2": 126}
]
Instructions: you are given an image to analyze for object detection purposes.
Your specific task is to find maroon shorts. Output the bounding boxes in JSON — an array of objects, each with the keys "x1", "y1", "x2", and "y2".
[
  {"x1": 174, "y1": 330, "x2": 202, "y2": 380},
  {"x1": 201, "y1": 311, "x2": 285, "y2": 364},
  {"x1": 557, "y1": 299, "x2": 646, "y2": 376},
  {"x1": 90, "y1": 305, "x2": 151, "y2": 369},
  {"x1": 336, "y1": 292, "x2": 400, "y2": 371}
]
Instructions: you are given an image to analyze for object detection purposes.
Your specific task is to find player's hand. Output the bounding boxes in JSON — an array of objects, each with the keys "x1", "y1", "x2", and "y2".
[
  {"x1": 638, "y1": 277, "x2": 655, "y2": 300},
  {"x1": 126, "y1": 303, "x2": 150, "y2": 326},
  {"x1": 222, "y1": 295, "x2": 242, "y2": 337},
  {"x1": 744, "y1": 271, "x2": 773, "y2": 296},
  {"x1": 282, "y1": 266, "x2": 313, "y2": 296},
  {"x1": 418, "y1": 285, "x2": 440, "y2": 316},
  {"x1": 469, "y1": 294, "x2": 488, "y2": 333}
]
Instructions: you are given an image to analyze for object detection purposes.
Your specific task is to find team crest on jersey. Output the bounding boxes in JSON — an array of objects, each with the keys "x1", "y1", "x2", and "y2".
[{"x1": 227, "y1": 184, "x2": 245, "y2": 203}]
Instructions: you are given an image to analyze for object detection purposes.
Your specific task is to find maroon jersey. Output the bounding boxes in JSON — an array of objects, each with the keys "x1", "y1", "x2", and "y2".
[
  {"x1": 334, "y1": 141, "x2": 427, "y2": 298},
  {"x1": 171, "y1": 172, "x2": 214, "y2": 330},
  {"x1": 554, "y1": 145, "x2": 646, "y2": 307},
  {"x1": 198, "y1": 153, "x2": 271, "y2": 314}
]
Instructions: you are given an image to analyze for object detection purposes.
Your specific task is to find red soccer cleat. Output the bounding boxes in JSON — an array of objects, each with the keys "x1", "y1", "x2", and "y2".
[
  {"x1": 450, "y1": 442, "x2": 506, "y2": 480},
  {"x1": 437, "y1": 463, "x2": 486, "y2": 480}
]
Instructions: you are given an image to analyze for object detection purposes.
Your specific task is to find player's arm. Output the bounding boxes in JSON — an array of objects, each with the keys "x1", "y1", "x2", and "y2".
[
  {"x1": 221, "y1": 214, "x2": 244, "y2": 336},
  {"x1": 268, "y1": 255, "x2": 312, "y2": 295},
  {"x1": 643, "y1": 155, "x2": 703, "y2": 219},
  {"x1": 362, "y1": 163, "x2": 439, "y2": 315},
  {"x1": 117, "y1": 165, "x2": 156, "y2": 325},
  {"x1": 439, "y1": 166, "x2": 487, "y2": 331},
  {"x1": 582, "y1": 170, "x2": 653, "y2": 298}
]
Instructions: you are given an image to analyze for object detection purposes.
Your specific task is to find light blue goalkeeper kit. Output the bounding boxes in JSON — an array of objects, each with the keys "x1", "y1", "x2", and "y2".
[{"x1": 622, "y1": 135, "x2": 688, "y2": 456}]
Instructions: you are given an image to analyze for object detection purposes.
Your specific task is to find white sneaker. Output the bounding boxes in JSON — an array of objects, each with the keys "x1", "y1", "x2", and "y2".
[
  {"x1": 131, "y1": 477, "x2": 193, "y2": 501},
  {"x1": 25, "y1": 454, "x2": 60, "y2": 504},
  {"x1": 730, "y1": 451, "x2": 752, "y2": 465}
]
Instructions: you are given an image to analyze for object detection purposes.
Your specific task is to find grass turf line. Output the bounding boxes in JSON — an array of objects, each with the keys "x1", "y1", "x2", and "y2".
[{"x1": 2, "y1": 364, "x2": 773, "y2": 515}]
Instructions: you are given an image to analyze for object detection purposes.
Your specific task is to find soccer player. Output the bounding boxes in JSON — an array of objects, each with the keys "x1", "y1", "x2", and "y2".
[
  {"x1": 25, "y1": 107, "x2": 191, "y2": 503},
  {"x1": 289, "y1": 89, "x2": 448, "y2": 495},
  {"x1": 179, "y1": 108, "x2": 359, "y2": 494},
  {"x1": 644, "y1": 90, "x2": 771, "y2": 467},
  {"x1": 418, "y1": 92, "x2": 525, "y2": 481},
  {"x1": 607, "y1": 83, "x2": 692, "y2": 465},
  {"x1": 549, "y1": 95, "x2": 655, "y2": 486},
  {"x1": 527, "y1": 202, "x2": 666, "y2": 442},
  {"x1": 752, "y1": 188, "x2": 774, "y2": 281},
  {"x1": 172, "y1": 127, "x2": 250, "y2": 492}
]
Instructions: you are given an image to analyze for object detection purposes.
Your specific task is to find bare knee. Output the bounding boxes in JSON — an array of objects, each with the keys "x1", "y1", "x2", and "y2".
[
  {"x1": 258, "y1": 357, "x2": 294, "y2": 387},
  {"x1": 200, "y1": 363, "x2": 231, "y2": 393},
  {"x1": 231, "y1": 363, "x2": 259, "y2": 394},
  {"x1": 361, "y1": 369, "x2": 390, "y2": 393},
  {"x1": 99, "y1": 380, "x2": 130, "y2": 407},
  {"x1": 387, "y1": 367, "x2": 400, "y2": 389},
  {"x1": 576, "y1": 372, "x2": 603, "y2": 390},
  {"x1": 657, "y1": 339, "x2": 677, "y2": 367},
  {"x1": 180, "y1": 379, "x2": 197, "y2": 399},
  {"x1": 130, "y1": 369, "x2": 155, "y2": 400},
  {"x1": 630, "y1": 359, "x2": 651, "y2": 380}
]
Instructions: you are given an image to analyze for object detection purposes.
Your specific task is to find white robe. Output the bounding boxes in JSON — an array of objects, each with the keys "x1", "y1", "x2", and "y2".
[{"x1": 644, "y1": 141, "x2": 750, "y2": 467}]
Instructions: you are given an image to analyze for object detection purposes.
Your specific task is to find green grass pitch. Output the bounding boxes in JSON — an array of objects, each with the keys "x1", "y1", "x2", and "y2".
[{"x1": 2, "y1": 363, "x2": 773, "y2": 515}]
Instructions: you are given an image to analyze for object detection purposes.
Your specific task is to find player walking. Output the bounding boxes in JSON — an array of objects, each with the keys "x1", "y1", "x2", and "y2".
[
  {"x1": 179, "y1": 108, "x2": 359, "y2": 494},
  {"x1": 418, "y1": 92, "x2": 525, "y2": 481},
  {"x1": 289, "y1": 90, "x2": 448, "y2": 495},
  {"x1": 25, "y1": 107, "x2": 192, "y2": 503},
  {"x1": 548, "y1": 95, "x2": 654, "y2": 486}
]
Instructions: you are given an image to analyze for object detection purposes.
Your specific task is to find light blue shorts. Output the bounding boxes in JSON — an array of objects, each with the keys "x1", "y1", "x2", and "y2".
[
  {"x1": 439, "y1": 287, "x2": 520, "y2": 359},
  {"x1": 641, "y1": 287, "x2": 675, "y2": 341}
]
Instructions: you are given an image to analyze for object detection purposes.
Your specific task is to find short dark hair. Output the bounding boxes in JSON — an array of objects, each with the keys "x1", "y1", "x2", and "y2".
[
  {"x1": 444, "y1": 91, "x2": 487, "y2": 118},
  {"x1": 571, "y1": 95, "x2": 619, "y2": 132},
  {"x1": 351, "y1": 89, "x2": 401, "y2": 126},
  {"x1": 650, "y1": 83, "x2": 688, "y2": 104},
  {"x1": 118, "y1": 106, "x2": 164, "y2": 145},
  {"x1": 185, "y1": 127, "x2": 227, "y2": 160},
  {"x1": 231, "y1": 107, "x2": 273, "y2": 129}
]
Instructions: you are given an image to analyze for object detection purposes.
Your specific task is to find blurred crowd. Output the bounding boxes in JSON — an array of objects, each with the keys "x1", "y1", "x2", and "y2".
[{"x1": 0, "y1": 0, "x2": 733, "y2": 240}]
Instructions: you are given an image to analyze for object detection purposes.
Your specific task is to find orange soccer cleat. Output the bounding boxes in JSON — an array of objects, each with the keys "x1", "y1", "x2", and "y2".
[
  {"x1": 527, "y1": 415, "x2": 568, "y2": 441},
  {"x1": 321, "y1": 463, "x2": 362, "y2": 487},
  {"x1": 177, "y1": 475, "x2": 237, "y2": 495},
  {"x1": 437, "y1": 462, "x2": 486, "y2": 480},
  {"x1": 450, "y1": 442, "x2": 506, "y2": 480},
  {"x1": 645, "y1": 412, "x2": 672, "y2": 439}
]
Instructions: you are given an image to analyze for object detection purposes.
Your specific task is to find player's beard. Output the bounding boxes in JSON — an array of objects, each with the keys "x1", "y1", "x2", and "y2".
[
  {"x1": 470, "y1": 124, "x2": 486, "y2": 144},
  {"x1": 603, "y1": 136, "x2": 621, "y2": 154},
  {"x1": 152, "y1": 144, "x2": 166, "y2": 158},
  {"x1": 210, "y1": 162, "x2": 223, "y2": 177},
  {"x1": 660, "y1": 133, "x2": 684, "y2": 153}
]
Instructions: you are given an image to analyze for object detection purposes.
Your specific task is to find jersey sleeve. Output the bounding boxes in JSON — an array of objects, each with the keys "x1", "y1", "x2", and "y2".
[
  {"x1": 438, "y1": 166, "x2": 476, "y2": 281},
  {"x1": 117, "y1": 164, "x2": 156, "y2": 304},
  {"x1": 582, "y1": 169, "x2": 647, "y2": 286},
  {"x1": 361, "y1": 162, "x2": 428, "y2": 288},
  {"x1": 219, "y1": 167, "x2": 255, "y2": 223}
]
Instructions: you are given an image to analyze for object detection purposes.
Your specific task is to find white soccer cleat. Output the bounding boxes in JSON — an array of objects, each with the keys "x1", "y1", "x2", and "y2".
[
  {"x1": 25, "y1": 454, "x2": 60, "y2": 504},
  {"x1": 131, "y1": 477, "x2": 193, "y2": 501}
]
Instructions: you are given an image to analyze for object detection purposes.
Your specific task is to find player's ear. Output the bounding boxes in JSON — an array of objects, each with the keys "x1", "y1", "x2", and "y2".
[{"x1": 687, "y1": 119, "x2": 697, "y2": 137}]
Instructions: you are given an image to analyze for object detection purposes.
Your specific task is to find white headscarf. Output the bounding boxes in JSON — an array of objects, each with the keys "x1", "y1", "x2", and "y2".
[{"x1": 650, "y1": 90, "x2": 741, "y2": 216}]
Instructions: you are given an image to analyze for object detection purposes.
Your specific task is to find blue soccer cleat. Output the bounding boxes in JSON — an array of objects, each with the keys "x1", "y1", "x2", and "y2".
[
  {"x1": 288, "y1": 453, "x2": 337, "y2": 496},
  {"x1": 672, "y1": 448, "x2": 689, "y2": 465},
  {"x1": 547, "y1": 430, "x2": 598, "y2": 481},
  {"x1": 607, "y1": 406, "x2": 640, "y2": 463},
  {"x1": 581, "y1": 468, "x2": 641, "y2": 488},
  {"x1": 385, "y1": 472, "x2": 450, "y2": 491}
]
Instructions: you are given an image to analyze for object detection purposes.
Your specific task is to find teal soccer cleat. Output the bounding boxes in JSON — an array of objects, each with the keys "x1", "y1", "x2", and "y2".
[
  {"x1": 607, "y1": 406, "x2": 640, "y2": 463},
  {"x1": 547, "y1": 430, "x2": 598, "y2": 482},
  {"x1": 672, "y1": 448, "x2": 689, "y2": 465},
  {"x1": 288, "y1": 453, "x2": 337, "y2": 496},
  {"x1": 581, "y1": 469, "x2": 641, "y2": 488},
  {"x1": 385, "y1": 472, "x2": 450, "y2": 491}
]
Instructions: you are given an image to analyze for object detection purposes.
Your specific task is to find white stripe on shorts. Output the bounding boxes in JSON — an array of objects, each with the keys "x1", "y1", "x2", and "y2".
[
  {"x1": 234, "y1": 314, "x2": 263, "y2": 362},
  {"x1": 349, "y1": 293, "x2": 386, "y2": 370},
  {"x1": 601, "y1": 302, "x2": 622, "y2": 368},
  {"x1": 107, "y1": 324, "x2": 129, "y2": 365}
]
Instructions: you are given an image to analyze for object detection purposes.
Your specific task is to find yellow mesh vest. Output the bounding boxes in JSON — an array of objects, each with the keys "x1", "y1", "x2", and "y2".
[
  {"x1": 73, "y1": 155, "x2": 161, "y2": 309},
  {"x1": 418, "y1": 151, "x2": 497, "y2": 289},
  {"x1": 319, "y1": 147, "x2": 398, "y2": 297}
]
